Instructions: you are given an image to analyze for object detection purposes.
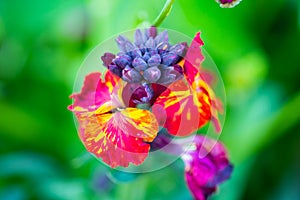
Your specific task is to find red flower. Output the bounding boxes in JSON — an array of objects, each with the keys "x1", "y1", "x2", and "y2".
[
  {"x1": 69, "y1": 71, "x2": 158, "y2": 168},
  {"x1": 69, "y1": 28, "x2": 224, "y2": 169}
]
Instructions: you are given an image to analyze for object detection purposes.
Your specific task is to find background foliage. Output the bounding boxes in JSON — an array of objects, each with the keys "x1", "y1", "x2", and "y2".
[{"x1": 0, "y1": 0, "x2": 299, "y2": 199}]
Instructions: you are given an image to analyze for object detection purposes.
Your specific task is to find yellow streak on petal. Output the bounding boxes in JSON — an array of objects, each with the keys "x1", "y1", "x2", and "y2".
[
  {"x1": 187, "y1": 108, "x2": 191, "y2": 121},
  {"x1": 121, "y1": 108, "x2": 158, "y2": 142},
  {"x1": 94, "y1": 132, "x2": 105, "y2": 142}
]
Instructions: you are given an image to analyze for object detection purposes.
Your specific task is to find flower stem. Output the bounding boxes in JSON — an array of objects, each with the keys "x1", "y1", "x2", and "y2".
[{"x1": 152, "y1": 0, "x2": 175, "y2": 27}]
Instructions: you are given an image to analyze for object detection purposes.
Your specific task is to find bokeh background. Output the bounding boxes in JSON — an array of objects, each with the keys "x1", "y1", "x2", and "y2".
[{"x1": 1, "y1": 0, "x2": 300, "y2": 199}]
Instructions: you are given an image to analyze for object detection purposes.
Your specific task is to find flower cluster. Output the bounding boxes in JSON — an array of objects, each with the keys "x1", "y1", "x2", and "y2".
[{"x1": 69, "y1": 27, "x2": 232, "y2": 199}]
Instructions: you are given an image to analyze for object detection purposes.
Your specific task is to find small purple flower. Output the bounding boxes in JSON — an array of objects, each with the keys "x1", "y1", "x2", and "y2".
[
  {"x1": 182, "y1": 135, "x2": 233, "y2": 200},
  {"x1": 216, "y1": 0, "x2": 242, "y2": 8}
]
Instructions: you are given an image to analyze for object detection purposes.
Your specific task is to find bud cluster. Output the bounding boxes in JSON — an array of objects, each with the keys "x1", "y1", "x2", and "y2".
[{"x1": 102, "y1": 28, "x2": 188, "y2": 86}]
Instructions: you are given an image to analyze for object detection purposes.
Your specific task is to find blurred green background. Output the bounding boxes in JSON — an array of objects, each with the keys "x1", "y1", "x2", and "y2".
[{"x1": 0, "y1": 0, "x2": 300, "y2": 199}]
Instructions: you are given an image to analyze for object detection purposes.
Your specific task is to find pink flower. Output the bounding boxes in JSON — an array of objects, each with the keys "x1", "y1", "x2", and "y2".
[
  {"x1": 216, "y1": 0, "x2": 242, "y2": 8},
  {"x1": 183, "y1": 135, "x2": 233, "y2": 200}
]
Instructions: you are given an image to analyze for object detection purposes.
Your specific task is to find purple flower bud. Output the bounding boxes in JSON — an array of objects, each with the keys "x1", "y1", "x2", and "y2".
[
  {"x1": 173, "y1": 64, "x2": 183, "y2": 74},
  {"x1": 101, "y1": 53, "x2": 115, "y2": 68},
  {"x1": 156, "y1": 42, "x2": 169, "y2": 50},
  {"x1": 155, "y1": 30, "x2": 168, "y2": 45},
  {"x1": 216, "y1": 0, "x2": 241, "y2": 8},
  {"x1": 108, "y1": 64, "x2": 122, "y2": 77},
  {"x1": 130, "y1": 48, "x2": 142, "y2": 58},
  {"x1": 145, "y1": 37, "x2": 155, "y2": 49},
  {"x1": 122, "y1": 66, "x2": 143, "y2": 83},
  {"x1": 116, "y1": 35, "x2": 135, "y2": 52},
  {"x1": 114, "y1": 54, "x2": 132, "y2": 69},
  {"x1": 132, "y1": 57, "x2": 148, "y2": 71},
  {"x1": 148, "y1": 48, "x2": 158, "y2": 56},
  {"x1": 134, "y1": 29, "x2": 146, "y2": 47},
  {"x1": 122, "y1": 83, "x2": 155, "y2": 106},
  {"x1": 143, "y1": 66, "x2": 161, "y2": 83},
  {"x1": 145, "y1": 26, "x2": 157, "y2": 38},
  {"x1": 169, "y1": 42, "x2": 188, "y2": 57},
  {"x1": 182, "y1": 135, "x2": 233, "y2": 200},
  {"x1": 149, "y1": 128, "x2": 173, "y2": 151},
  {"x1": 139, "y1": 83, "x2": 154, "y2": 103},
  {"x1": 157, "y1": 66, "x2": 182, "y2": 85},
  {"x1": 142, "y1": 52, "x2": 151, "y2": 62},
  {"x1": 162, "y1": 53, "x2": 180, "y2": 66},
  {"x1": 148, "y1": 54, "x2": 161, "y2": 67}
]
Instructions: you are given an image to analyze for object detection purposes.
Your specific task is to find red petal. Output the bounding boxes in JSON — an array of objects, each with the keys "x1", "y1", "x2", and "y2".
[
  {"x1": 76, "y1": 102, "x2": 158, "y2": 168},
  {"x1": 69, "y1": 71, "x2": 120, "y2": 112},
  {"x1": 69, "y1": 71, "x2": 157, "y2": 167},
  {"x1": 153, "y1": 79, "x2": 211, "y2": 136},
  {"x1": 105, "y1": 70, "x2": 120, "y2": 93},
  {"x1": 182, "y1": 32, "x2": 223, "y2": 133},
  {"x1": 184, "y1": 32, "x2": 204, "y2": 85}
]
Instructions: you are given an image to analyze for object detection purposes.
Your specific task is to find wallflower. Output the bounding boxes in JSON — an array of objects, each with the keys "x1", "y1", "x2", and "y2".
[
  {"x1": 69, "y1": 27, "x2": 223, "y2": 168},
  {"x1": 182, "y1": 135, "x2": 233, "y2": 200}
]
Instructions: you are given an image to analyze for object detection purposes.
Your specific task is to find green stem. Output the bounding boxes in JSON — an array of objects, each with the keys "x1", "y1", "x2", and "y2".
[{"x1": 152, "y1": 0, "x2": 175, "y2": 27}]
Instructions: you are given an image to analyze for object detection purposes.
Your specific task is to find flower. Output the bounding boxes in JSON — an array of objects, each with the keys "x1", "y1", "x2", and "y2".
[
  {"x1": 182, "y1": 135, "x2": 233, "y2": 200},
  {"x1": 69, "y1": 27, "x2": 224, "y2": 168},
  {"x1": 69, "y1": 27, "x2": 232, "y2": 200},
  {"x1": 68, "y1": 71, "x2": 158, "y2": 168},
  {"x1": 216, "y1": 0, "x2": 242, "y2": 8}
]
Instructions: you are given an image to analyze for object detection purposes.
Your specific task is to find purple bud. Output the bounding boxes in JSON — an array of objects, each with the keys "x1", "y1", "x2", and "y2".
[
  {"x1": 148, "y1": 54, "x2": 161, "y2": 67},
  {"x1": 148, "y1": 48, "x2": 158, "y2": 56},
  {"x1": 156, "y1": 42, "x2": 169, "y2": 50},
  {"x1": 143, "y1": 66, "x2": 161, "y2": 83},
  {"x1": 122, "y1": 83, "x2": 152, "y2": 106},
  {"x1": 140, "y1": 83, "x2": 154, "y2": 103},
  {"x1": 145, "y1": 27, "x2": 157, "y2": 38},
  {"x1": 149, "y1": 128, "x2": 173, "y2": 151},
  {"x1": 162, "y1": 53, "x2": 180, "y2": 66},
  {"x1": 116, "y1": 35, "x2": 135, "y2": 52},
  {"x1": 130, "y1": 48, "x2": 142, "y2": 58},
  {"x1": 169, "y1": 42, "x2": 188, "y2": 57},
  {"x1": 145, "y1": 37, "x2": 155, "y2": 49},
  {"x1": 101, "y1": 53, "x2": 115, "y2": 68},
  {"x1": 142, "y1": 52, "x2": 151, "y2": 62},
  {"x1": 114, "y1": 54, "x2": 132, "y2": 69},
  {"x1": 216, "y1": 0, "x2": 241, "y2": 8},
  {"x1": 154, "y1": 30, "x2": 168, "y2": 45},
  {"x1": 173, "y1": 64, "x2": 183, "y2": 74},
  {"x1": 157, "y1": 65, "x2": 183, "y2": 85},
  {"x1": 108, "y1": 64, "x2": 122, "y2": 77},
  {"x1": 134, "y1": 29, "x2": 146, "y2": 47},
  {"x1": 132, "y1": 57, "x2": 148, "y2": 71},
  {"x1": 122, "y1": 66, "x2": 143, "y2": 83}
]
